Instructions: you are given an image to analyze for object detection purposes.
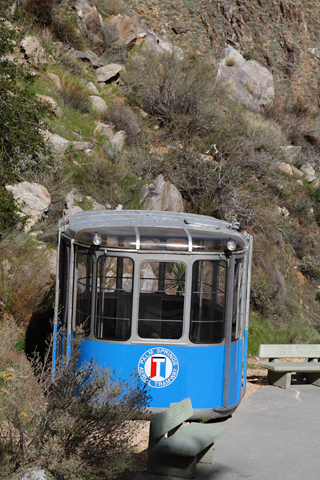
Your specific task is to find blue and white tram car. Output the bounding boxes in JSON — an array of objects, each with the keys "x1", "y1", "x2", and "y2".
[{"x1": 53, "y1": 210, "x2": 253, "y2": 419}]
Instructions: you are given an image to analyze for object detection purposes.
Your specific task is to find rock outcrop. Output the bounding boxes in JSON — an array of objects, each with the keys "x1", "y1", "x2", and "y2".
[
  {"x1": 5, "y1": 182, "x2": 51, "y2": 232},
  {"x1": 217, "y1": 45, "x2": 274, "y2": 112},
  {"x1": 141, "y1": 175, "x2": 183, "y2": 212}
]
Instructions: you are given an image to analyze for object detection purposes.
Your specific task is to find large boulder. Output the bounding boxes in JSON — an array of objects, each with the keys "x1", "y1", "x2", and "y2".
[
  {"x1": 68, "y1": 50, "x2": 106, "y2": 68},
  {"x1": 20, "y1": 37, "x2": 50, "y2": 67},
  {"x1": 110, "y1": 131, "x2": 126, "y2": 151},
  {"x1": 89, "y1": 95, "x2": 108, "y2": 113},
  {"x1": 5, "y1": 182, "x2": 51, "y2": 232},
  {"x1": 79, "y1": 7, "x2": 105, "y2": 55},
  {"x1": 95, "y1": 63, "x2": 123, "y2": 83},
  {"x1": 35, "y1": 94, "x2": 61, "y2": 117},
  {"x1": 142, "y1": 175, "x2": 183, "y2": 212},
  {"x1": 143, "y1": 30, "x2": 184, "y2": 59},
  {"x1": 42, "y1": 130, "x2": 92, "y2": 152},
  {"x1": 217, "y1": 45, "x2": 274, "y2": 112},
  {"x1": 107, "y1": 15, "x2": 137, "y2": 51}
]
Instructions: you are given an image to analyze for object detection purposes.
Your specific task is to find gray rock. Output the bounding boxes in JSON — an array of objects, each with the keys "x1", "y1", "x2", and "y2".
[
  {"x1": 20, "y1": 36, "x2": 50, "y2": 66},
  {"x1": 154, "y1": 174, "x2": 166, "y2": 194},
  {"x1": 63, "y1": 205, "x2": 83, "y2": 218},
  {"x1": 280, "y1": 145, "x2": 302, "y2": 160},
  {"x1": 89, "y1": 95, "x2": 108, "y2": 113},
  {"x1": 276, "y1": 162, "x2": 293, "y2": 175},
  {"x1": 11, "y1": 467, "x2": 50, "y2": 480},
  {"x1": 35, "y1": 94, "x2": 61, "y2": 117},
  {"x1": 73, "y1": 0, "x2": 92, "y2": 12},
  {"x1": 80, "y1": 7, "x2": 105, "y2": 55},
  {"x1": 87, "y1": 81, "x2": 99, "y2": 95},
  {"x1": 92, "y1": 201, "x2": 106, "y2": 210},
  {"x1": 107, "y1": 14, "x2": 137, "y2": 51},
  {"x1": 115, "y1": 204, "x2": 123, "y2": 211},
  {"x1": 305, "y1": 174, "x2": 317, "y2": 183},
  {"x1": 68, "y1": 50, "x2": 106, "y2": 68},
  {"x1": 217, "y1": 45, "x2": 274, "y2": 111},
  {"x1": 65, "y1": 188, "x2": 83, "y2": 209},
  {"x1": 94, "y1": 122, "x2": 114, "y2": 139},
  {"x1": 5, "y1": 182, "x2": 51, "y2": 232},
  {"x1": 95, "y1": 63, "x2": 123, "y2": 83},
  {"x1": 143, "y1": 30, "x2": 184, "y2": 59},
  {"x1": 110, "y1": 131, "x2": 126, "y2": 151},
  {"x1": 42, "y1": 130, "x2": 92, "y2": 152},
  {"x1": 73, "y1": 140, "x2": 92, "y2": 150},
  {"x1": 47, "y1": 72, "x2": 61, "y2": 88},
  {"x1": 172, "y1": 23, "x2": 188, "y2": 34},
  {"x1": 143, "y1": 175, "x2": 183, "y2": 212},
  {"x1": 300, "y1": 163, "x2": 315, "y2": 176},
  {"x1": 140, "y1": 184, "x2": 149, "y2": 202},
  {"x1": 42, "y1": 130, "x2": 70, "y2": 152},
  {"x1": 292, "y1": 165, "x2": 305, "y2": 177}
]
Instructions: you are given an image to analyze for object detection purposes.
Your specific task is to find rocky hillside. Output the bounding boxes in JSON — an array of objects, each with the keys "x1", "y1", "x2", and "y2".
[{"x1": 1, "y1": 0, "x2": 320, "y2": 347}]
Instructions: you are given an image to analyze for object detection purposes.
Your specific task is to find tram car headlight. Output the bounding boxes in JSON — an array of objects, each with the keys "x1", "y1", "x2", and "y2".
[
  {"x1": 227, "y1": 239, "x2": 237, "y2": 251},
  {"x1": 93, "y1": 232, "x2": 102, "y2": 246}
]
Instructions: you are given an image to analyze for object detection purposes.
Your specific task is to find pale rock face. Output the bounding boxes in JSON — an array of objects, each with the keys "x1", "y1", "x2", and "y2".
[
  {"x1": 94, "y1": 122, "x2": 114, "y2": 139},
  {"x1": 87, "y1": 81, "x2": 99, "y2": 95},
  {"x1": 300, "y1": 163, "x2": 316, "y2": 176},
  {"x1": 95, "y1": 64, "x2": 123, "y2": 83},
  {"x1": 35, "y1": 94, "x2": 62, "y2": 117},
  {"x1": 277, "y1": 162, "x2": 293, "y2": 175},
  {"x1": 110, "y1": 131, "x2": 126, "y2": 151},
  {"x1": 5, "y1": 182, "x2": 51, "y2": 232},
  {"x1": 47, "y1": 72, "x2": 61, "y2": 89},
  {"x1": 142, "y1": 175, "x2": 183, "y2": 212},
  {"x1": 89, "y1": 95, "x2": 108, "y2": 113},
  {"x1": 42, "y1": 130, "x2": 92, "y2": 152},
  {"x1": 20, "y1": 36, "x2": 50, "y2": 66},
  {"x1": 217, "y1": 45, "x2": 274, "y2": 112},
  {"x1": 107, "y1": 15, "x2": 137, "y2": 51},
  {"x1": 81, "y1": 7, "x2": 105, "y2": 55}
]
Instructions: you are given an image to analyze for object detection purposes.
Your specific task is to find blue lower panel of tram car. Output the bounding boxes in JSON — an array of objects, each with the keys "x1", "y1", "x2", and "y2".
[
  {"x1": 77, "y1": 340, "x2": 235, "y2": 410},
  {"x1": 227, "y1": 340, "x2": 242, "y2": 406}
]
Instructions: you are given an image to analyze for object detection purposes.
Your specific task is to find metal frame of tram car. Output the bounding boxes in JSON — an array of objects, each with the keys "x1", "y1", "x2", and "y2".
[{"x1": 53, "y1": 210, "x2": 253, "y2": 420}]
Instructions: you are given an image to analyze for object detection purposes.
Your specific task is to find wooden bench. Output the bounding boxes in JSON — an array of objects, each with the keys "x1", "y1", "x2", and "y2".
[
  {"x1": 258, "y1": 344, "x2": 320, "y2": 389},
  {"x1": 147, "y1": 398, "x2": 226, "y2": 479}
]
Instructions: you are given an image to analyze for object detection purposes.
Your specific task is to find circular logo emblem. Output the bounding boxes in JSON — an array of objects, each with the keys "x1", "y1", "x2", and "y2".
[{"x1": 138, "y1": 348, "x2": 179, "y2": 388}]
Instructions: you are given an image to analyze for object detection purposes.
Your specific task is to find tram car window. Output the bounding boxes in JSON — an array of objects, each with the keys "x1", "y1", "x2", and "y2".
[{"x1": 53, "y1": 210, "x2": 253, "y2": 420}]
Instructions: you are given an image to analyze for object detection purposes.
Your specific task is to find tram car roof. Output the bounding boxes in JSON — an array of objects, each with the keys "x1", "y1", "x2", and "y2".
[{"x1": 59, "y1": 210, "x2": 251, "y2": 253}]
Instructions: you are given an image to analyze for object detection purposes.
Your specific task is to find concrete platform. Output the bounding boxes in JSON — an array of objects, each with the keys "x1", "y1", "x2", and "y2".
[{"x1": 135, "y1": 385, "x2": 320, "y2": 480}]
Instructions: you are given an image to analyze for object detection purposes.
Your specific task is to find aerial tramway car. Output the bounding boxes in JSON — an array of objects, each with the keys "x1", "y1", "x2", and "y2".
[{"x1": 53, "y1": 210, "x2": 253, "y2": 419}]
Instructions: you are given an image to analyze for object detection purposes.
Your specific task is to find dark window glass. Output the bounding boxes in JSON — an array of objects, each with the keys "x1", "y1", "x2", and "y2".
[
  {"x1": 95, "y1": 256, "x2": 133, "y2": 341},
  {"x1": 190, "y1": 261, "x2": 226, "y2": 344},
  {"x1": 58, "y1": 240, "x2": 70, "y2": 326},
  {"x1": 232, "y1": 259, "x2": 243, "y2": 341},
  {"x1": 74, "y1": 253, "x2": 92, "y2": 336},
  {"x1": 138, "y1": 261, "x2": 185, "y2": 339}
]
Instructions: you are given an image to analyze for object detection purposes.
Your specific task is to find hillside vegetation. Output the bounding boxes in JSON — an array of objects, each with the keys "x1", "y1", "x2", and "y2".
[{"x1": 1, "y1": 1, "x2": 320, "y2": 358}]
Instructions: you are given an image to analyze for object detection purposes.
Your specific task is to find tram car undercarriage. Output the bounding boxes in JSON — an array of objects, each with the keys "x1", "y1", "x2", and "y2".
[{"x1": 54, "y1": 210, "x2": 253, "y2": 419}]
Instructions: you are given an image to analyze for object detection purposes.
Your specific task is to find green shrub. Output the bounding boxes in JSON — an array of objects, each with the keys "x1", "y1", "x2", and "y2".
[
  {"x1": 123, "y1": 49, "x2": 229, "y2": 140},
  {"x1": 0, "y1": 325, "x2": 149, "y2": 480}
]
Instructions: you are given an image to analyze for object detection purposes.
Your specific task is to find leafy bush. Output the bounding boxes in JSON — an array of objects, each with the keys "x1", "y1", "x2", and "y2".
[
  {"x1": 0, "y1": 324, "x2": 149, "y2": 480},
  {"x1": 123, "y1": 50, "x2": 229, "y2": 140}
]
